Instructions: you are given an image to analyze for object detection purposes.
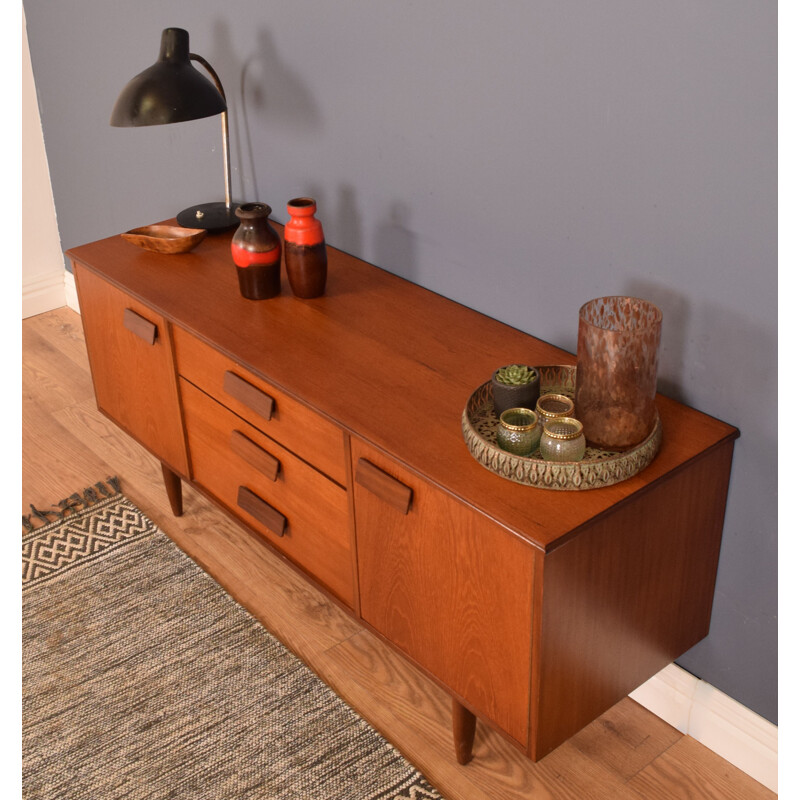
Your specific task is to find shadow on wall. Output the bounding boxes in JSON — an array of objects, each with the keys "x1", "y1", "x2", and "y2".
[
  {"x1": 625, "y1": 277, "x2": 775, "y2": 440},
  {"x1": 374, "y1": 201, "x2": 419, "y2": 283},
  {"x1": 205, "y1": 22, "x2": 421, "y2": 284},
  {"x1": 624, "y1": 280, "x2": 691, "y2": 406},
  {"x1": 332, "y1": 186, "x2": 364, "y2": 258},
  {"x1": 267, "y1": 181, "x2": 366, "y2": 274},
  {"x1": 209, "y1": 21, "x2": 321, "y2": 203},
  {"x1": 319, "y1": 192, "x2": 420, "y2": 284},
  {"x1": 644, "y1": 286, "x2": 777, "y2": 719},
  {"x1": 279, "y1": 185, "x2": 422, "y2": 290},
  {"x1": 298, "y1": 184, "x2": 365, "y2": 260}
]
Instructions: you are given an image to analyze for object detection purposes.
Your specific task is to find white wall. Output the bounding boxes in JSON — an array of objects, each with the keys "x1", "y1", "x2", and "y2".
[{"x1": 22, "y1": 7, "x2": 64, "y2": 319}]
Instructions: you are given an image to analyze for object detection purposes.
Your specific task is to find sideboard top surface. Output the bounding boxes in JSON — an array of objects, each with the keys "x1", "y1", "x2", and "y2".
[{"x1": 67, "y1": 224, "x2": 738, "y2": 551}]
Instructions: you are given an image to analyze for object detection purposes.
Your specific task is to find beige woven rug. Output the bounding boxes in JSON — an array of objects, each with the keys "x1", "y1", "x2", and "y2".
[{"x1": 22, "y1": 480, "x2": 442, "y2": 800}]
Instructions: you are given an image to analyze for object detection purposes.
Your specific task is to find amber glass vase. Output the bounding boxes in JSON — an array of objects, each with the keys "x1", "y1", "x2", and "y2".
[
  {"x1": 575, "y1": 296, "x2": 662, "y2": 451},
  {"x1": 231, "y1": 203, "x2": 282, "y2": 300}
]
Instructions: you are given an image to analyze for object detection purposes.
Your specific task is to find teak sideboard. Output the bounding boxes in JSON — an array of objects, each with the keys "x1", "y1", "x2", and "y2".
[{"x1": 67, "y1": 222, "x2": 738, "y2": 763}]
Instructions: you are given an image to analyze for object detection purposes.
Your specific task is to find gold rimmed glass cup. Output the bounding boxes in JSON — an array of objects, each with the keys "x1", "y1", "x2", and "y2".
[
  {"x1": 496, "y1": 408, "x2": 541, "y2": 456},
  {"x1": 539, "y1": 417, "x2": 587, "y2": 462}
]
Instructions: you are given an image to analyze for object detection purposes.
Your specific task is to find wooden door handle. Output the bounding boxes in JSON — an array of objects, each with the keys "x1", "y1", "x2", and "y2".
[
  {"x1": 355, "y1": 458, "x2": 413, "y2": 514},
  {"x1": 223, "y1": 371, "x2": 275, "y2": 421},
  {"x1": 123, "y1": 308, "x2": 157, "y2": 345},
  {"x1": 237, "y1": 486, "x2": 286, "y2": 537},
  {"x1": 229, "y1": 430, "x2": 280, "y2": 481}
]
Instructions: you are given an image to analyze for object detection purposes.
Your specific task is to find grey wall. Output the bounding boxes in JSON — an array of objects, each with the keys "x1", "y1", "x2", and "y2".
[{"x1": 24, "y1": 1, "x2": 777, "y2": 723}]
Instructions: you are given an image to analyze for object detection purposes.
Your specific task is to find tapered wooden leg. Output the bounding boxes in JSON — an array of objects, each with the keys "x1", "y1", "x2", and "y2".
[
  {"x1": 452, "y1": 698, "x2": 476, "y2": 765},
  {"x1": 161, "y1": 463, "x2": 183, "y2": 517}
]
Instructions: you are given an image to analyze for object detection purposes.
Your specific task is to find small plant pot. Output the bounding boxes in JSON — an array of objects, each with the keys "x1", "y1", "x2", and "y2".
[{"x1": 491, "y1": 365, "x2": 541, "y2": 416}]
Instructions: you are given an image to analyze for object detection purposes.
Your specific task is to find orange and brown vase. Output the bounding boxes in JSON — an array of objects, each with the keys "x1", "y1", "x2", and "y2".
[
  {"x1": 284, "y1": 197, "x2": 327, "y2": 298},
  {"x1": 231, "y1": 202, "x2": 282, "y2": 300}
]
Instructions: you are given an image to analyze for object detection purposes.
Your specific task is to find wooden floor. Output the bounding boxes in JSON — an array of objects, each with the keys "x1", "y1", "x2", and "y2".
[{"x1": 22, "y1": 306, "x2": 775, "y2": 800}]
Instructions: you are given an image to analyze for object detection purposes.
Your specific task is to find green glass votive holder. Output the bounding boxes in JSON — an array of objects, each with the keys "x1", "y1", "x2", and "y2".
[
  {"x1": 540, "y1": 417, "x2": 587, "y2": 462},
  {"x1": 497, "y1": 408, "x2": 541, "y2": 456}
]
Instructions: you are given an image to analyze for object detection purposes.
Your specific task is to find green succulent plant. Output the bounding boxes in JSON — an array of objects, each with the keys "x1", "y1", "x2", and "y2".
[{"x1": 495, "y1": 364, "x2": 537, "y2": 386}]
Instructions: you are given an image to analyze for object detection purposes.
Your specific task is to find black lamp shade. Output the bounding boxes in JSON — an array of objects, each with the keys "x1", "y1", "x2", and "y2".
[{"x1": 110, "y1": 28, "x2": 226, "y2": 127}]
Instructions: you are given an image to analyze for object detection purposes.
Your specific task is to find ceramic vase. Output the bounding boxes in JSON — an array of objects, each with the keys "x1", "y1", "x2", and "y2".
[
  {"x1": 284, "y1": 197, "x2": 327, "y2": 298},
  {"x1": 575, "y1": 296, "x2": 662, "y2": 451},
  {"x1": 231, "y1": 203, "x2": 282, "y2": 300}
]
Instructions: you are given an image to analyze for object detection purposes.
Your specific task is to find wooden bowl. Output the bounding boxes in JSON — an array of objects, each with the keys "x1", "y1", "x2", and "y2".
[{"x1": 121, "y1": 225, "x2": 207, "y2": 254}]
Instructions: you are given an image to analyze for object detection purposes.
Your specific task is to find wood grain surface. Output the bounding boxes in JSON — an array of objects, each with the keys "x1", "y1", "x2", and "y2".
[
  {"x1": 352, "y1": 437, "x2": 535, "y2": 748},
  {"x1": 532, "y1": 439, "x2": 735, "y2": 760}
]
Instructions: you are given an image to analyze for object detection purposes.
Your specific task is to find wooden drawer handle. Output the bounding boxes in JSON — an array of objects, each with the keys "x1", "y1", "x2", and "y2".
[
  {"x1": 224, "y1": 371, "x2": 275, "y2": 421},
  {"x1": 237, "y1": 486, "x2": 286, "y2": 537},
  {"x1": 229, "y1": 430, "x2": 280, "y2": 481},
  {"x1": 123, "y1": 308, "x2": 157, "y2": 345},
  {"x1": 355, "y1": 458, "x2": 413, "y2": 514}
]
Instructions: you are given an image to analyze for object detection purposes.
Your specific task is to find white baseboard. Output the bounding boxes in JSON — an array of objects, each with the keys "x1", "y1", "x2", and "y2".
[
  {"x1": 22, "y1": 268, "x2": 68, "y2": 319},
  {"x1": 630, "y1": 664, "x2": 777, "y2": 792},
  {"x1": 64, "y1": 269, "x2": 80, "y2": 313}
]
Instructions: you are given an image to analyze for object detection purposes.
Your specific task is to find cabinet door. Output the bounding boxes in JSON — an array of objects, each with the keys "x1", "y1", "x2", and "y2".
[
  {"x1": 73, "y1": 264, "x2": 189, "y2": 475},
  {"x1": 352, "y1": 439, "x2": 535, "y2": 746}
]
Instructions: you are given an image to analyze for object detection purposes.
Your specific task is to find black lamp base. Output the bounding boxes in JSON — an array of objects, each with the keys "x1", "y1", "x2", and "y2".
[{"x1": 177, "y1": 202, "x2": 239, "y2": 232}]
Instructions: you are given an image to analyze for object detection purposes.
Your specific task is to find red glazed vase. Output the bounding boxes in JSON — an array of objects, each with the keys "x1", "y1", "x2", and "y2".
[
  {"x1": 284, "y1": 197, "x2": 327, "y2": 298},
  {"x1": 231, "y1": 202, "x2": 282, "y2": 300}
]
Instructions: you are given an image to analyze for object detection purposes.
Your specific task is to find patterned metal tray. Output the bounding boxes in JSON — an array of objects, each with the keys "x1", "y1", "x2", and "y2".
[{"x1": 461, "y1": 365, "x2": 662, "y2": 490}]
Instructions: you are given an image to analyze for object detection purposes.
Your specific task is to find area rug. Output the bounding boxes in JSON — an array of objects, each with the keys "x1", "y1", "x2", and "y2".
[{"x1": 22, "y1": 479, "x2": 443, "y2": 800}]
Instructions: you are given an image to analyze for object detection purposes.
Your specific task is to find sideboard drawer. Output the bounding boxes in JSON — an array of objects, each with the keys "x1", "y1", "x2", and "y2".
[
  {"x1": 173, "y1": 325, "x2": 347, "y2": 485},
  {"x1": 180, "y1": 378, "x2": 355, "y2": 608}
]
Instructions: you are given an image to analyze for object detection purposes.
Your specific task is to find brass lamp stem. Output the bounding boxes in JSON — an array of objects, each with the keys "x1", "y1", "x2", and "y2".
[{"x1": 190, "y1": 53, "x2": 232, "y2": 211}]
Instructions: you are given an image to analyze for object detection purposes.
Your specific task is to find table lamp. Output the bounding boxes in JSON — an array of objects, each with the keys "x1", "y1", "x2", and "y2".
[{"x1": 110, "y1": 27, "x2": 237, "y2": 232}]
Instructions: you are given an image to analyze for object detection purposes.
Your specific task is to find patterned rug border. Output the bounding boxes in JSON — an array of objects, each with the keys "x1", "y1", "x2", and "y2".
[
  {"x1": 22, "y1": 476, "x2": 122, "y2": 532},
  {"x1": 22, "y1": 478, "x2": 161, "y2": 592}
]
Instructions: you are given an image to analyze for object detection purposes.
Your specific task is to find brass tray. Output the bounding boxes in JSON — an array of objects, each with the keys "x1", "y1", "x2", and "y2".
[{"x1": 461, "y1": 365, "x2": 662, "y2": 490}]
